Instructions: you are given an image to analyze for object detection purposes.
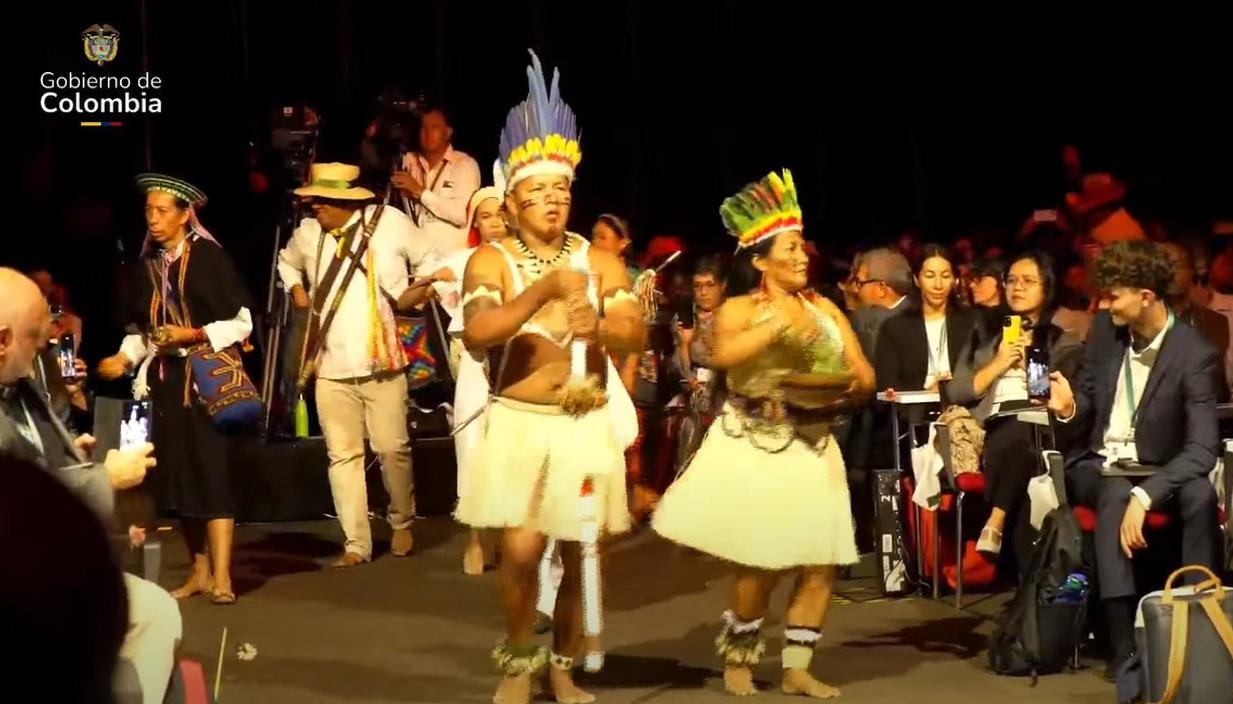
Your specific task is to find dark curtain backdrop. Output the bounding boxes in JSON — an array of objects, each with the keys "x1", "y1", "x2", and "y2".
[{"x1": 12, "y1": 1, "x2": 1232, "y2": 363}]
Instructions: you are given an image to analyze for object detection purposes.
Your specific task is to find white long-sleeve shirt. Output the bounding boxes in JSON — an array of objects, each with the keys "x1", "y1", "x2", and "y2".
[
  {"x1": 278, "y1": 206, "x2": 425, "y2": 380},
  {"x1": 400, "y1": 146, "x2": 480, "y2": 267}
]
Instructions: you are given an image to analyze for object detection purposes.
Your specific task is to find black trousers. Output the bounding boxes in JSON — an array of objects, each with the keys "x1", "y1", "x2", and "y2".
[
  {"x1": 1069, "y1": 460, "x2": 1221, "y2": 600},
  {"x1": 981, "y1": 415, "x2": 1038, "y2": 515}
]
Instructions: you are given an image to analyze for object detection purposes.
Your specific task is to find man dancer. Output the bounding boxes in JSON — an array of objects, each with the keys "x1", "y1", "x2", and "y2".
[
  {"x1": 455, "y1": 51, "x2": 645, "y2": 704},
  {"x1": 279, "y1": 163, "x2": 426, "y2": 566}
]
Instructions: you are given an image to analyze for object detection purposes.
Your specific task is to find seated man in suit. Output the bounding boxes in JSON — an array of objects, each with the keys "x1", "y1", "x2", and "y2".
[
  {"x1": 0, "y1": 268, "x2": 176, "y2": 704},
  {"x1": 1048, "y1": 241, "x2": 1223, "y2": 677}
]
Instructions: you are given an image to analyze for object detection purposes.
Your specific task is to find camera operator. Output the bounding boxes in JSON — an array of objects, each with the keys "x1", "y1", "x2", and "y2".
[{"x1": 390, "y1": 104, "x2": 480, "y2": 269}]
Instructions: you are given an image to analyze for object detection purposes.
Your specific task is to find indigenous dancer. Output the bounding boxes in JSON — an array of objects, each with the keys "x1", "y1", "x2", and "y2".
[
  {"x1": 97, "y1": 174, "x2": 254, "y2": 605},
  {"x1": 455, "y1": 50, "x2": 644, "y2": 704},
  {"x1": 445, "y1": 184, "x2": 509, "y2": 575},
  {"x1": 653, "y1": 170, "x2": 875, "y2": 698}
]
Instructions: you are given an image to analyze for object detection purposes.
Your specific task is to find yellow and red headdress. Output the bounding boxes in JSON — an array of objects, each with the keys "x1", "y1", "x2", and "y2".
[{"x1": 719, "y1": 169, "x2": 803, "y2": 249}]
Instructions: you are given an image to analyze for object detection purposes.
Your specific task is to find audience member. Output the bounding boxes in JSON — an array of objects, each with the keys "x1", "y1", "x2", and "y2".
[
  {"x1": 1051, "y1": 260, "x2": 1094, "y2": 342},
  {"x1": 850, "y1": 247, "x2": 912, "y2": 357},
  {"x1": 672, "y1": 255, "x2": 726, "y2": 470},
  {"x1": 875, "y1": 244, "x2": 979, "y2": 393},
  {"x1": 1050, "y1": 241, "x2": 1222, "y2": 678},
  {"x1": 966, "y1": 256, "x2": 1006, "y2": 309},
  {"x1": 0, "y1": 268, "x2": 178, "y2": 704},
  {"x1": 1188, "y1": 239, "x2": 1233, "y2": 397},
  {"x1": 1065, "y1": 173, "x2": 1146, "y2": 245},
  {"x1": 1164, "y1": 242, "x2": 1230, "y2": 399},
  {"x1": 949, "y1": 251, "x2": 1083, "y2": 562},
  {"x1": 0, "y1": 454, "x2": 128, "y2": 704}
]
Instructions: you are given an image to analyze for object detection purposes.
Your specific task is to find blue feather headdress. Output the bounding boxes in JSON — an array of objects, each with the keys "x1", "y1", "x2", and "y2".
[{"x1": 497, "y1": 50, "x2": 582, "y2": 193}]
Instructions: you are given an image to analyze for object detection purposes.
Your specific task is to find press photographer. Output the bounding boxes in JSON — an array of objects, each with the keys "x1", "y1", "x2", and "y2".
[{"x1": 391, "y1": 103, "x2": 480, "y2": 266}]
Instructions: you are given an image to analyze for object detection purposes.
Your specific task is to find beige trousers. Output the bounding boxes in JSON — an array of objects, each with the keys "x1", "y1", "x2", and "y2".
[
  {"x1": 316, "y1": 372, "x2": 414, "y2": 560},
  {"x1": 118, "y1": 574, "x2": 182, "y2": 704}
]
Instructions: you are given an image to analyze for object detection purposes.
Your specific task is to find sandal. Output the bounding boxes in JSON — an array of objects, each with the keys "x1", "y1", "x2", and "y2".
[
  {"x1": 211, "y1": 589, "x2": 237, "y2": 606},
  {"x1": 976, "y1": 526, "x2": 1003, "y2": 556}
]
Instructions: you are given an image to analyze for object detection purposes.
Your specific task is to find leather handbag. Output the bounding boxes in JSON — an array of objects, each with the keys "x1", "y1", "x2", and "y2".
[{"x1": 1135, "y1": 565, "x2": 1233, "y2": 704}]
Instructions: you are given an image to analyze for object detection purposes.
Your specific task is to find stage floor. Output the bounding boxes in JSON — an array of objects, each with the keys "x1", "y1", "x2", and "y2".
[{"x1": 168, "y1": 519, "x2": 1111, "y2": 703}]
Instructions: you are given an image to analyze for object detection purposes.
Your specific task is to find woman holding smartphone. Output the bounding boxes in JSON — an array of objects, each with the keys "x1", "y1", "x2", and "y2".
[{"x1": 949, "y1": 251, "x2": 1082, "y2": 559}]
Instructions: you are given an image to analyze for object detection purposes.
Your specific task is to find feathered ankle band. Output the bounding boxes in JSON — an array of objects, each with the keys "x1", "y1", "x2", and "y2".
[{"x1": 716, "y1": 610, "x2": 766, "y2": 666}]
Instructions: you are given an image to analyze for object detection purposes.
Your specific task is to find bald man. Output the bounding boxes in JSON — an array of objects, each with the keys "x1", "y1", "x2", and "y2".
[
  {"x1": 0, "y1": 269, "x2": 153, "y2": 499},
  {"x1": 0, "y1": 269, "x2": 180, "y2": 704}
]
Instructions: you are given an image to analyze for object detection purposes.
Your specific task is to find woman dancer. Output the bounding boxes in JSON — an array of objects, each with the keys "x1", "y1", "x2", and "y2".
[
  {"x1": 98, "y1": 174, "x2": 253, "y2": 605},
  {"x1": 653, "y1": 170, "x2": 874, "y2": 698}
]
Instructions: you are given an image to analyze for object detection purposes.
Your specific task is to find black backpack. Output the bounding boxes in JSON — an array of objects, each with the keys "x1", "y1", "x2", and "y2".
[{"x1": 989, "y1": 508, "x2": 1090, "y2": 683}]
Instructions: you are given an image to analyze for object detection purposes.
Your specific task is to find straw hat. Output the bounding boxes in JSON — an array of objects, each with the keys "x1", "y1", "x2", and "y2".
[{"x1": 294, "y1": 163, "x2": 375, "y2": 200}]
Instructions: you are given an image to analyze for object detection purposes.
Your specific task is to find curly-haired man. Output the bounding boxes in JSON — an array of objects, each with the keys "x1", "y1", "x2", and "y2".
[{"x1": 1049, "y1": 240, "x2": 1223, "y2": 678}]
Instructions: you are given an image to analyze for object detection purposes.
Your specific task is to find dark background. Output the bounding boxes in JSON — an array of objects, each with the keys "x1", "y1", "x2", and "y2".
[{"x1": 11, "y1": 1, "x2": 1232, "y2": 363}]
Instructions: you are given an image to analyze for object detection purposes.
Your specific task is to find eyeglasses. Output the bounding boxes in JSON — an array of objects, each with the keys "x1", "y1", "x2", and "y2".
[
  {"x1": 1004, "y1": 276, "x2": 1042, "y2": 289},
  {"x1": 851, "y1": 278, "x2": 885, "y2": 288}
]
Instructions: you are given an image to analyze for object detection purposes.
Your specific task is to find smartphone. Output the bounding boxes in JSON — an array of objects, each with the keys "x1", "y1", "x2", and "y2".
[
  {"x1": 1027, "y1": 346, "x2": 1050, "y2": 401},
  {"x1": 1003, "y1": 315, "x2": 1022, "y2": 345},
  {"x1": 675, "y1": 297, "x2": 696, "y2": 329},
  {"x1": 119, "y1": 400, "x2": 153, "y2": 451},
  {"x1": 58, "y1": 333, "x2": 76, "y2": 378}
]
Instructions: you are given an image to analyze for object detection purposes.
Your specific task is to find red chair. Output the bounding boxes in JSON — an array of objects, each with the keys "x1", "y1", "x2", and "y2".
[
  {"x1": 1042, "y1": 449, "x2": 1228, "y2": 556},
  {"x1": 933, "y1": 423, "x2": 997, "y2": 608}
]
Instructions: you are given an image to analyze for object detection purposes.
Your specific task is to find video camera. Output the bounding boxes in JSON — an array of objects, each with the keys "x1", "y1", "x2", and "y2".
[
  {"x1": 268, "y1": 104, "x2": 319, "y2": 191},
  {"x1": 359, "y1": 90, "x2": 425, "y2": 182}
]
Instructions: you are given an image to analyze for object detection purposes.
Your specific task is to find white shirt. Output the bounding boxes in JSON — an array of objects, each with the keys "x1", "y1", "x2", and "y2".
[
  {"x1": 1096, "y1": 321, "x2": 1171, "y2": 508},
  {"x1": 277, "y1": 206, "x2": 420, "y2": 380},
  {"x1": 924, "y1": 317, "x2": 950, "y2": 386},
  {"x1": 400, "y1": 146, "x2": 481, "y2": 270}
]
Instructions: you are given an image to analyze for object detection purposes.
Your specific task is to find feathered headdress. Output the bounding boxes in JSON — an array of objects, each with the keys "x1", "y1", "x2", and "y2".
[
  {"x1": 719, "y1": 169, "x2": 803, "y2": 249},
  {"x1": 498, "y1": 50, "x2": 582, "y2": 193}
]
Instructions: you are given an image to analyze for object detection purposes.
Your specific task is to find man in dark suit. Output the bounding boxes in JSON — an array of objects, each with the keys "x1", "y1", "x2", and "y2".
[
  {"x1": 849, "y1": 248, "x2": 913, "y2": 359},
  {"x1": 1049, "y1": 242, "x2": 1223, "y2": 676},
  {"x1": 843, "y1": 248, "x2": 913, "y2": 551}
]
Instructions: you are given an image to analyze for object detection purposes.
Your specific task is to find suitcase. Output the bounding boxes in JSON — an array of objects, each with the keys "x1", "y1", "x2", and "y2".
[{"x1": 1135, "y1": 565, "x2": 1233, "y2": 704}]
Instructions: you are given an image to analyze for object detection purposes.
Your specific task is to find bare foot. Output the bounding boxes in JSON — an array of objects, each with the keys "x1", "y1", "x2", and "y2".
[
  {"x1": 723, "y1": 665, "x2": 758, "y2": 696},
  {"x1": 169, "y1": 571, "x2": 212, "y2": 600},
  {"x1": 391, "y1": 527, "x2": 413, "y2": 557},
  {"x1": 463, "y1": 537, "x2": 485, "y2": 575},
  {"x1": 546, "y1": 667, "x2": 596, "y2": 704},
  {"x1": 492, "y1": 673, "x2": 532, "y2": 704},
  {"x1": 782, "y1": 668, "x2": 840, "y2": 698}
]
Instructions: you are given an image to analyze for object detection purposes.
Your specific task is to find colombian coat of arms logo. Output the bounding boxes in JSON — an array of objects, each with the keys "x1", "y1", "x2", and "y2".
[{"x1": 82, "y1": 24, "x2": 120, "y2": 66}]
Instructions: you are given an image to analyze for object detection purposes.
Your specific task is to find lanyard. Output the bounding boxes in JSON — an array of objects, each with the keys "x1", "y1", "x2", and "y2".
[
  {"x1": 928, "y1": 322, "x2": 948, "y2": 375},
  {"x1": 1121, "y1": 309, "x2": 1173, "y2": 422}
]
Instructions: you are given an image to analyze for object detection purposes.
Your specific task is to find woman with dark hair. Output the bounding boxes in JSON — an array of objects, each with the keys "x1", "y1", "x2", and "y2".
[
  {"x1": 875, "y1": 245, "x2": 978, "y2": 393},
  {"x1": 672, "y1": 255, "x2": 728, "y2": 472},
  {"x1": 654, "y1": 171, "x2": 875, "y2": 698},
  {"x1": 950, "y1": 250, "x2": 1083, "y2": 559},
  {"x1": 590, "y1": 213, "x2": 638, "y2": 279},
  {"x1": 966, "y1": 256, "x2": 1006, "y2": 309},
  {"x1": 97, "y1": 174, "x2": 253, "y2": 605}
]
